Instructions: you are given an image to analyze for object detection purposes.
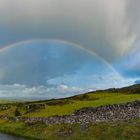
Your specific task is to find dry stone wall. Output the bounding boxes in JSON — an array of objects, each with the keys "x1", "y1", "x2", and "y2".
[{"x1": 19, "y1": 100, "x2": 140, "y2": 125}]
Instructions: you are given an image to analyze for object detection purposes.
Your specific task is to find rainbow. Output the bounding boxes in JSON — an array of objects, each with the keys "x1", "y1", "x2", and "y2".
[{"x1": 0, "y1": 38, "x2": 121, "y2": 77}]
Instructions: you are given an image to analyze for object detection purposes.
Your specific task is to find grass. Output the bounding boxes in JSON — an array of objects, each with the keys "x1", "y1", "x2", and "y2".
[
  {"x1": 23, "y1": 92, "x2": 140, "y2": 117},
  {"x1": 0, "y1": 100, "x2": 13, "y2": 104},
  {"x1": 0, "y1": 85, "x2": 140, "y2": 139},
  {"x1": 0, "y1": 119, "x2": 140, "y2": 140},
  {"x1": 0, "y1": 92, "x2": 140, "y2": 117}
]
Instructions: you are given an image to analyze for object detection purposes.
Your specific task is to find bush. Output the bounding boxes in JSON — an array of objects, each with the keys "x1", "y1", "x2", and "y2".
[{"x1": 15, "y1": 108, "x2": 21, "y2": 116}]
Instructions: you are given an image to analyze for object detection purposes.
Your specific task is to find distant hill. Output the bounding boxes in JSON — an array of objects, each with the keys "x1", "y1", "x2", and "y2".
[{"x1": 88, "y1": 84, "x2": 140, "y2": 94}]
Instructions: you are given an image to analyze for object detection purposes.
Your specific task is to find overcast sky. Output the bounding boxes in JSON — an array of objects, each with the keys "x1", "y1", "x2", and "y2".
[{"x1": 0, "y1": 0, "x2": 139, "y2": 100}]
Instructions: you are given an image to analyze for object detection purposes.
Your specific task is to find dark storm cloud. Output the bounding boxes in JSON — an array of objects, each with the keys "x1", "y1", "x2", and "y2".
[{"x1": 0, "y1": 0, "x2": 137, "y2": 62}]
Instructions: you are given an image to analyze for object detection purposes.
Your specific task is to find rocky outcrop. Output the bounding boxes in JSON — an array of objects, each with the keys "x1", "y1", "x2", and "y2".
[
  {"x1": 25, "y1": 103, "x2": 45, "y2": 113},
  {"x1": 0, "y1": 104, "x2": 11, "y2": 111},
  {"x1": 19, "y1": 100, "x2": 140, "y2": 125}
]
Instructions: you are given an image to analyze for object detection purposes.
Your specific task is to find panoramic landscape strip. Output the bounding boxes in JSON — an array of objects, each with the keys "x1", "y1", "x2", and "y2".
[{"x1": 0, "y1": 84, "x2": 140, "y2": 140}]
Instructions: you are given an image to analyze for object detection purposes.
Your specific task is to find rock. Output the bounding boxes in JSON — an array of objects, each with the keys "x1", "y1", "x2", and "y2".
[
  {"x1": 25, "y1": 103, "x2": 45, "y2": 113},
  {"x1": 2, "y1": 100, "x2": 140, "y2": 126},
  {"x1": 0, "y1": 104, "x2": 11, "y2": 110}
]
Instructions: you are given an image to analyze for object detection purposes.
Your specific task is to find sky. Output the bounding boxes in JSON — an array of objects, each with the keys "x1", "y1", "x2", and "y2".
[{"x1": 0, "y1": 0, "x2": 140, "y2": 100}]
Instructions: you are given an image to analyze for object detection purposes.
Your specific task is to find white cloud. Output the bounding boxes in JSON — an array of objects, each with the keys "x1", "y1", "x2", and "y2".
[
  {"x1": 0, "y1": 84, "x2": 83, "y2": 100},
  {"x1": 0, "y1": 71, "x2": 135, "y2": 100},
  {"x1": 48, "y1": 73, "x2": 134, "y2": 91}
]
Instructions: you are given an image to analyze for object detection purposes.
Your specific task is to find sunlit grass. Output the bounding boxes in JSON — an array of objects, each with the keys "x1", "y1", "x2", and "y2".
[{"x1": 24, "y1": 92, "x2": 140, "y2": 117}]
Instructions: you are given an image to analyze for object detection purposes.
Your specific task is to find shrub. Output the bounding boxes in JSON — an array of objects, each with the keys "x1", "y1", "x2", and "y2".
[{"x1": 15, "y1": 108, "x2": 21, "y2": 116}]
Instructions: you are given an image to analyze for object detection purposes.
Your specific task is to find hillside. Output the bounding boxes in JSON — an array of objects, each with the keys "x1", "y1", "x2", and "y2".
[{"x1": 0, "y1": 84, "x2": 140, "y2": 140}]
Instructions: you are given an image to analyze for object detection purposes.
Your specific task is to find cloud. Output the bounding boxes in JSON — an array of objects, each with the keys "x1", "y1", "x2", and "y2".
[
  {"x1": 48, "y1": 72, "x2": 134, "y2": 90},
  {"x1": 135, "y1": 80, "x2": 140, "y2": 84},
  {"x1": 0, "y1": 72, "x2": 134, "y2": 100},
  {"x1": 116, "y1": 45, "x2": 140, "y2": 78},
  {"x1": 0, "y1": 41, "x2": 106, "y2": 86},
  {"x1": 0, "y1": 0, "x2": 139, "y2": 99},
  {"x1": 0, "y1": 84, "x2": 83, "y2": 100},
  {"x1": 0, "y1": 0, "x2": 138, "y2": 61}
]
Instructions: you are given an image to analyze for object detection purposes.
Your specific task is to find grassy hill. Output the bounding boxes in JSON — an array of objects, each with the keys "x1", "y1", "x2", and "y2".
[{"x1": 0, "y1": 84, "x2": 140, "y2": 140}]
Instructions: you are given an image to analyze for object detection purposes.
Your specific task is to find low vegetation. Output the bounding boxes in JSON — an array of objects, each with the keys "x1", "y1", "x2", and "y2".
[
  {"x1": 0, "y1": 119, "x2": 140, "y2": 140},
  {"x1": 0, "y1": 84, "x2": 140, "y2": 139}
]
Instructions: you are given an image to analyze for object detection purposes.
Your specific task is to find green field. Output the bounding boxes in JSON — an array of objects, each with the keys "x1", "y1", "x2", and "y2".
[
  {"x1": 0, "y1": 119, "x2": 140, "y2": 140},
  {"x1": 0, "y1": 84, "x2": 140, "y2": 140},
  {"x1": 1, "y1": 91, "x2": 140, "y2": 118},
  {"x1": 24, "y1": 92, "x2": 140, "y2": 117}
]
